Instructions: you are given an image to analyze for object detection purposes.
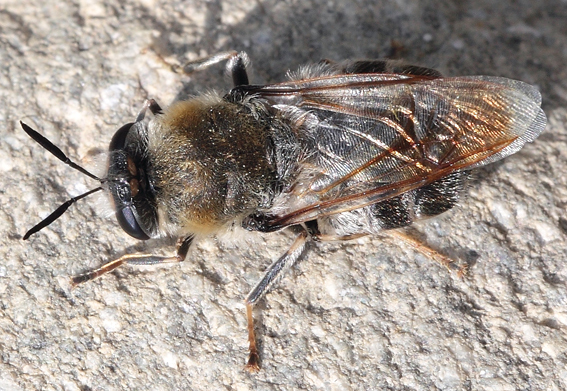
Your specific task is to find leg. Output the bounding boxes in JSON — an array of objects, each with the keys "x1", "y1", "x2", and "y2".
[
  {"x1": 161, "y1": 50, "x2": 250, "y2": 87},
  {"x1": 244, "y1": 229, "x2": 310, "y2": 372},
  {"x1": 225, "y1": 52, "x2": 249, "y2": 86},
  {"x1": 312, "y1": 232, "x2": 368, "y2": 242},
  {"x1": 71, "y1": 236, "x2": 194, "y2": 286},
  {"x1": 243, "y1": 225, "x2": 370, "y2": 371},
  {"x1": 385, "y1": 230, "x2": 467, "y2": 277},
  {"x1": 135, "y1": 98, "x2": 163, "y2": 122},
  {"x1": 310, "y1": 227, "x2": 458, "y2": 268}
]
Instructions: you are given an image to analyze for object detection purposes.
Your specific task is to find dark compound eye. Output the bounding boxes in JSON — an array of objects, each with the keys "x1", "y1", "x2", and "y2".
[
  {"x1": 107, "y1": 123, "x2": 155, "y2": 240},
  {"x1": 107, "y1": 178, "x2": 149, "y2": 240},
  {"x1": 109, "y1": 123, "x2": 134, "y2": 152},
  {"x1": 116, "y1": 204, "x2": 151, "y2": 240}
]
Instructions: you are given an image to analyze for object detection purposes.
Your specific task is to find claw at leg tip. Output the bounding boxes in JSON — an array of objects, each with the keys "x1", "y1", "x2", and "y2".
[{"x1": 244, "y1": 353, "x2": 261, "y2": 373}]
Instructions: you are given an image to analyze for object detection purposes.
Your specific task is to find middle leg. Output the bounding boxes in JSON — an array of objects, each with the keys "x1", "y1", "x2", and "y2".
[{"x1": 244, "y1": 228, "x2": 310, "y2": 372}]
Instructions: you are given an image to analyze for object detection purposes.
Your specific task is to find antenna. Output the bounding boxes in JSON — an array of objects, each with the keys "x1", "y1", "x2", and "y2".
[
  {"x1": 20, "y1": 121, "x2": 104, "y2": 239},
  {"x1": 20, "y1": 121, "x2": 100, "y2": 180},
  {"x1": 23, "y1": 187, "x2": 103, "y2": 240}
]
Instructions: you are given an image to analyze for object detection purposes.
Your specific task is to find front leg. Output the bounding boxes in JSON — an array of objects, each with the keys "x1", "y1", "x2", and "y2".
[
  {"x1": 71, "y1": 235, "x2": 194, "y2": 286},
  {"x1": 133, "y1": 98, "x2": 164, "y2": 122},
  {"x1": 225, "y1": 51, "x2": 250, "y2": 87},
  {"x1": 168, "y1": 50, "x2": 251, "y2": 87}
]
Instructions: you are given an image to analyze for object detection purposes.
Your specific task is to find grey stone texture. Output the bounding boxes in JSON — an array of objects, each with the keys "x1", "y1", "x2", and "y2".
[{"x1": 1, "y1": 0, "x2": 566, "y2": 390}]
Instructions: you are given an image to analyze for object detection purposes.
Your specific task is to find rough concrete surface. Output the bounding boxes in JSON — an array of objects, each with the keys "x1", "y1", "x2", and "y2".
[{"x1": 1, "y1": 0, "x2": 567, "y2": 390}]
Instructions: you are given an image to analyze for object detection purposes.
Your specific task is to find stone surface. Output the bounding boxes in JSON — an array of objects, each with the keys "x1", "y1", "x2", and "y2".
[{"x1": 1, "y1": 0, "x2": 566, "y2": 390}]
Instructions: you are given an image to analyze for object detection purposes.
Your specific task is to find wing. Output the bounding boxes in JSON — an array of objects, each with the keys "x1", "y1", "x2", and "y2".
[{"x1": 243, "y1": 73, "x2": 546, "y2": 229}]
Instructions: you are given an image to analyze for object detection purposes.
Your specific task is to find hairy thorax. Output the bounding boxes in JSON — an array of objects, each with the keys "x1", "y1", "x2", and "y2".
[{"x1": 146, "y1": 95, "x2": 278, "y2": 236}]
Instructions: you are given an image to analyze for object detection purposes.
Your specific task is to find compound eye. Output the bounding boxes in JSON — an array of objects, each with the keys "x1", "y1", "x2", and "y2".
[
  {"x1": 111, "y1": 179, "x2": 150, "y2": 240},
  {"x1": 107, "y1": 121, "x2": 156, "y2": 240},
  {"x1": 109, "y1": 123, "x2": 134, "y2": 151},
  {"x1": 116, "y1": 205, "x2": 150, "y2": 240}
]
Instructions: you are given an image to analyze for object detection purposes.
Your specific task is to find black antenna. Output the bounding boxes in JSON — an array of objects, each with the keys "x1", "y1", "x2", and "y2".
[
  {"x1": 20, "y1": 121, "x2": 104, "y2": 239},
  {"x1": 20, "y1": 121, "x2": 100, "y2": 180},
  {"x1": 23, "y1": 187, "x2": 103, "y2": 240}
]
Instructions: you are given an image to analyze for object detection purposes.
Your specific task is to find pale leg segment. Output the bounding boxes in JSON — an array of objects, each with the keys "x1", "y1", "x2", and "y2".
[{"x1": 71, "y1": 236, "x2": 194, "y2": 286}]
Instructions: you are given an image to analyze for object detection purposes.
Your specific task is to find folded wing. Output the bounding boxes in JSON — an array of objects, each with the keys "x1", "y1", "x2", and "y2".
[{"x1": 251, "y1": 73, "x2": 546, "y2": 228}]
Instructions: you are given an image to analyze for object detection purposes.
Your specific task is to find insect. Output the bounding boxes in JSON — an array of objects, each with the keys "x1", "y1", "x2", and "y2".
[{"x1": 21, "y1": 51, "x2": 546, "y2": 371}]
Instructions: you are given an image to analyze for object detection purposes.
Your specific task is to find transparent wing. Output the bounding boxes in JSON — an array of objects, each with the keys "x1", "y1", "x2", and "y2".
[{"x1": 246, "y1": 73, "x2": 546, "y2": 228}]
